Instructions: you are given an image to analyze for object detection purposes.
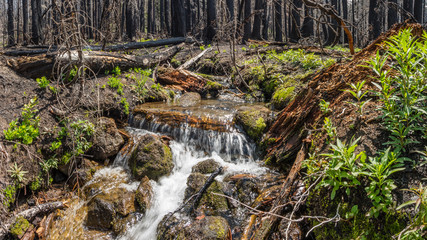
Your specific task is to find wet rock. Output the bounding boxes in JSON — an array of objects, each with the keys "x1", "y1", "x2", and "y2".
[
  {"x1": 177, "y1": 92, "x2": 202, "y2": 107},
  {"x1": 128, "y1": 134, "x2": 173, "y2": 181},
  {"x1": 184, "y1": 173, "x2": 229, "y2": 215},
  {"x1": 217, "y1": 92, "x2": 245, "y2": 103},
  {"x1": 112, "y1": 212, "x2": 143, "y2": 236},
  {"x1": 91, "y1": 117, "x2": 124, "y2": 160},
  {"x1": 223, "y1": 174, "x2": 260, "y2": 206},
  {"x1": 85, "y1": 187, "x2": 136, "y2": 230},
  {"x1": 234, "y1": 106, "x2": 273, "y2": 141},
  {"x1": 157, "y1": 215, "x2": 230, "y2": 240},
  {"x1": 192, "y1": 159, "x2": 220, "y2": 174},
  {"x1": 135, "y1": 176, "x2": 153, "y2": 212}
]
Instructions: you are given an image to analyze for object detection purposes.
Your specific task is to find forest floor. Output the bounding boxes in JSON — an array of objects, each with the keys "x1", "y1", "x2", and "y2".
[{"x1": 0, "y1": 22, "x2": 426, "y2": 239}]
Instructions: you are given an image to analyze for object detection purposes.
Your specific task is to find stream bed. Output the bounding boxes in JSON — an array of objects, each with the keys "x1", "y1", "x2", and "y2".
[{"x1": 47, "y1": 100, "x2": 280, "y2": 240}]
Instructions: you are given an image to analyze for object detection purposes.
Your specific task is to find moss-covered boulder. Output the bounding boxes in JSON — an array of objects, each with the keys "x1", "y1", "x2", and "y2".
[
  {"x1": 223, "y1": 174, "x2": 260, "y2": 206},
  {"x1": 85, "y1": 187, "x2": 136, "y2": 230},
  {"x1": 184, "y1": 173, "x2": 228, "y2": 215},
  {"x1": 91, "y1": 117, "x2": 124, "y2": 160},
  {"x1": 157, "y1": 215, "x2": 230, "y2": 240},
  {"x1": 135, "y1": 176, "x2": 153, "y2": 212},
  {"x1": 234, "y1": 105, "x2": 272, "y2": 141},
  {"x1": 177, "y1": 92, "x2": 201, "y2": 107},
  {"x1": 10, "y1": 216, "x2": 33, "y2": 239},
  {"x1": 128, "y1": 134, "x2": 173, "y2": 181},
  {"x1": 192, "y1": 159, "x2": 220, "y2": 174}
]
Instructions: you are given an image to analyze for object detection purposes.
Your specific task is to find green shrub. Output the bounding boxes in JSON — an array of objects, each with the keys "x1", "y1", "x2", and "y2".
[
  {"x1": 107, "y1": 76, "x2": 124, "y2": 95},
  {"x1": 4, "y1": 97, "x2": 40, "y2": 144},
  {"x1": 36, "y1": 76, "x2": 50, "y2": 89}
]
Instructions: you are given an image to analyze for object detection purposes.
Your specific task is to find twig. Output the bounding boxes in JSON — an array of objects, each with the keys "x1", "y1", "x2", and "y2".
[{"x1": 305, "y1": 203, "x2": 341, "y2": 237}]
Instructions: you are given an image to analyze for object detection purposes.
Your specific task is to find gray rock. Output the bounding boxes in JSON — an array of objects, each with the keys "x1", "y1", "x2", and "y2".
[
  {"x1": 192, "y1": 159, "x2": 220, "y2": 174},
  {"x1": 91, "y1": 117, "x2": 124, "y2": 160},
  {"x1": 177, "y1": 92, "x2": 201, "y2": 107}
]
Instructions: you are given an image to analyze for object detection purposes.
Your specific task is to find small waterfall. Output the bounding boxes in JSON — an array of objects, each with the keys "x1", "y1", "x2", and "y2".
[{"x1": 128, "y1": 113, "x2": 256, "y2": 162}]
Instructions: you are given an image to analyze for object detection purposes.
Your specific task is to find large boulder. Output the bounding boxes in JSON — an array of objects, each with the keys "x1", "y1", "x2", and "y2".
[
  {"x1": 192, "y1": 159, "x2": 220, "y2": 174},
  {"x1": 234, "y1": 105, "x2": 273, "y2": 141},
  {"x1": 85, "y1": 187, "x2": 136, "y2": 230},
  {"x1": 184, "y1": 173, "x2": 228, "y2": 216},
  {"x1": 128, "y1": 134, "x2": 173, "y2": 181},
  {"x1": 135, "y1": 176, "x2": 153, "y2": 212},
  {"x1": 91, "y1": 117, "x2": 124, "y2": 160},
  {"x1": 177, "y1": 92, "x2": 201, "y2": 107}
]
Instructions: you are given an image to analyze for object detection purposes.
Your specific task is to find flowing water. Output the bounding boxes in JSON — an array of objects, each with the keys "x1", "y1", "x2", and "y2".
[{"x1": 48, "y1": 100, "x2": 267, "y2": 240}]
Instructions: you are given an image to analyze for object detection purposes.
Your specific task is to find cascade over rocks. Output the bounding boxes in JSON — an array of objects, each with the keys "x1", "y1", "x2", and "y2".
[{"x1": 128, "y1": 134, "x2": 173, "y2": 181}]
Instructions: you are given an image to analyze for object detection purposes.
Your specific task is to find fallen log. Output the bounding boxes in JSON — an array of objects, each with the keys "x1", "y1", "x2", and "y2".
[
  {"x1": 178, "y1": 47, "x2": 212, "y2": 70},
  {"x1": 3, "y1": 37, "x2": 191, "y2": 57},
  {"x1": 250, "y1": 145, "x2": 306, "y2": 239},
  {"x1": 6, "y1": 45, "x2": 182, "y2": 79},
  {"x1": 0, "y1": 201, "x2": 66, "y2": 239},
  {"x1": 157, "y1": 67, "x2": 208, "y2": 93}
]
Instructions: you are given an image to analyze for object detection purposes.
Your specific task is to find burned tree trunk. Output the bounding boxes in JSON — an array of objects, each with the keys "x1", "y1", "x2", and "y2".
[
  {"x1": 206, "y1": 0, "x2": 217, "y2": 41},
  {"x1": 7, "y1": 0, "x2": 14, "y2": 46},
  {"x1": 171, "y1": 0, "x2": 186, "y2": 36},
  {"x1": 243, "y1": 0, "x2": 252, "y2": 41},
  {"x1": 252, "y1": 0, "x2": 264, "y2": 40},
  {"x1": 23, "y1": 0, "x2": 29, "y2": 44}
]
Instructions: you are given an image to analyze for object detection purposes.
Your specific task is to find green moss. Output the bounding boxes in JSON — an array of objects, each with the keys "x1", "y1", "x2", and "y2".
[
  {"x1": 272, "y1": 86, "x2": 295, "y2": 110},
  {"x1": 10, "y1": 216, "x2": 32, "y2": 238},
  {"x1": 208, "y1": 217, "x2": 227, "y2": 239},
  {"x1": 206, "y1": 80, "x2": 223, "y2": 91},
  {"x1": 163, "y1": 144, "x2": 172, "y2": 162}
]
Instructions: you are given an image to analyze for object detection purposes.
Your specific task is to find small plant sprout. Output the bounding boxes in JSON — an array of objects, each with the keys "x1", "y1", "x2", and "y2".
[
  {"x1": 345, "y1": 80, "x2": 370, "y2": 116},
  {"x1": 7, "y1": 163, "x2": 28, "y2": 185},
  {"x1": 319, "y1": 99, "x2": 331, "y2": 115},
  {"x1": 323, "y1": 117, "x2": 336, "y2": 144}
]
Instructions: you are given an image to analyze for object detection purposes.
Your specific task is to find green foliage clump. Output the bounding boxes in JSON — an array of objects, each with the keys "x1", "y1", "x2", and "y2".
[
  {"x1": 2, "y1": 185, "x2": 17, "y2": 208},
  {"x1": 367, "y1": 29, "x2": 427, "y2": 153},
  {"x1": 10, "y1": 216, "x2": 31, "y2": 237},
  {"x1": 107, "y1": 75, "x2": 124, "y2": 95},
  {"x1": 36, "y1": 76, "x2": 50, "y2": 88},
  {"x1": 68, "y1": 120, "x2": 95, "y2": 158},
  {"x1": 267, "y1": 49, "x2": 336, "y2": 70},
  {"x1": 120, "y1": 98, "x2": 130, "y2": 115},
  {"x1": 4, "y1": 97, "x2": 39, "y2": 144},
  {"x1": 397, "y1": 184, "x2": 427, "y2": 239}
]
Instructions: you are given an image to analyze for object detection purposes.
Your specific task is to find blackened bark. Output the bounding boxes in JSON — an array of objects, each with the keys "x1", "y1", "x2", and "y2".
[
  {"x1": 289, "y1": 0, "x2": 301, "y2": 43},
  {"x1": 414, "y1": 0, "x2": 423, "y2": 23},
  {"x1": 301, "y1": 6, "x2": 313, "y2": 38},
  {"x1": 226, "y1": 0, "x2": 234, "y2": 20},
  {"x1": 140, "y1": 0, "x2": 145, "y2": 33},
  {"x1": 403, "y1": 0, "x2": 413, "y2": 20},
  {"x1": 252, "y1": 0, "x2": 263, "y2": 39},
  {"x1": 171, "y1": 0, "x2": 186, "y2": 36},
  {"x1": 274, "y1": 0, "x2": 282, "y2": 41},
  {"x1": 262, "y1": 0, "x2": 269, "y2": 39},
  {"x1": 23, "y1": 0, "x2": 29, "y2": 43},
  {"x1": 164, "y1": 0, "x2": 170, "y2": 34},
  {"x1": 126, "y1": 0, "x2": 135, "y2": 40},
  {"x1": 369, "y1": 0, "x2": 381, "y2": 40},
  {"x1": 243, "y1": 0, "x2": 251, "y2": 41},
  {"x1": 326, "y1": 0, "x2": 338, "y2": 45},
  {"x1": 7, "y1": 0, "x2": 14, "y2": 46},
  {"x1": 206, "y1": 0, "x2": 217, "y2": 41},
  {"x1": 31, "y1": 0, "x2": 41, "y2": 44},
  {"x1": 388, "y1": 0, "x2": 398, "y2": 28},
  {"x1": 147, "y1": 0, "x2": 153, "y2": 33}
]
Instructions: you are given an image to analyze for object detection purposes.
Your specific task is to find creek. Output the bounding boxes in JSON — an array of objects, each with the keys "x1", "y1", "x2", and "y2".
[{"x1": 47, "y1": 100, "x2": 270, "y2": 240}]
